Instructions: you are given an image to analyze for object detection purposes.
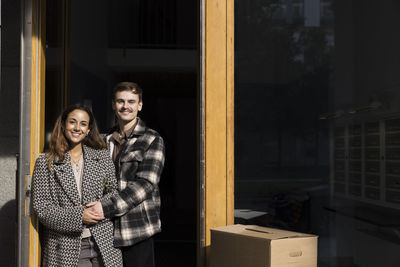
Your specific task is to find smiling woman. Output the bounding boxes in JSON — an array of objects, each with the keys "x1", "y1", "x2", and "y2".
[
  {"x1": 64, "y1": 109, "x2": 90, "y2": 148},
  {"x1": 31, "y1": 104, "x2": 122, "y2": 267}
]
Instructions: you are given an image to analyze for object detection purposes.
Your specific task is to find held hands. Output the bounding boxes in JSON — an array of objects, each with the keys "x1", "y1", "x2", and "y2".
[
  {"x1": 82, "y1": 207, "x2": 103, "y2": 224},
  {"x1": 82, "y1": 201, "x2": 105, "y2": 225}
]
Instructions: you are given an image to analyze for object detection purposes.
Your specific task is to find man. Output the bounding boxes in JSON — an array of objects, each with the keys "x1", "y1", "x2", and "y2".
[{"x1": 87, "y1": 82, "x2": 165, "y2": 267}]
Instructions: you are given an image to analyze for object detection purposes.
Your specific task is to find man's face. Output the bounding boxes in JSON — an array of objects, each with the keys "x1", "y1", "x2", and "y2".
[{"x1": 112, "y1": 90, "x2": 143, "y2": 123}]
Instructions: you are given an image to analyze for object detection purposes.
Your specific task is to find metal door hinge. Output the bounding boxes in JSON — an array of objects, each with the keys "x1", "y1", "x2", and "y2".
[{"x1": 26, "y1": 174, "x2": 32, "y2": 216}]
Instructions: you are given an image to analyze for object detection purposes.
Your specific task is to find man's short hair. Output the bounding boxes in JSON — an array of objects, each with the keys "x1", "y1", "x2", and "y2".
[{"x1": 113, "y1": 82, "x2": 143, "y2": 102}]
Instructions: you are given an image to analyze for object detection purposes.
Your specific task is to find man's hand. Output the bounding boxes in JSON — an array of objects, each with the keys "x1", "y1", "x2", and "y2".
[
  {"x1": 82, "y1": 208, "x2": 103, "y2": 224},
  {"x1": 86, "y1": 201, "x2": 105, "y2": 220}
]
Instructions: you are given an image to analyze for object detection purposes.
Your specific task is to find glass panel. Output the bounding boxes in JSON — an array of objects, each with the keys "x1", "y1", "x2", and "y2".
[{"x1": 235, "y1": 0, "x2": 400, "y2": 266}]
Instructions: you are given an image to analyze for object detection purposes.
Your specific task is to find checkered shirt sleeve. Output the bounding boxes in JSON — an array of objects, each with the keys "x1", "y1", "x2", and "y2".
[{"x1": 101, "y1": 134, "x2": 165, "y2": 218}]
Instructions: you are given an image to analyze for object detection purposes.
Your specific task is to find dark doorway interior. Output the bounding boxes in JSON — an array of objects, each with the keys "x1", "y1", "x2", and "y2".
[
  {"x1": 114, "y1": 72, "x2": 198, "y2": 266},
  {"x1": 45, "y1": 0, "x2": 198, "y2": 266}
]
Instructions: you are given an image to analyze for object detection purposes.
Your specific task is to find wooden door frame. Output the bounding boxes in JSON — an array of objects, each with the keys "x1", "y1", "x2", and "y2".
[
  {"x1": 199, "y1": 0, "x2": 234, "y2": 265},
  {"x1": 19, "y1": 0, "x2": 46, "y2": 266},
  {"x1": 20, "y1": 0, "x2": 70, "y2": 265}
]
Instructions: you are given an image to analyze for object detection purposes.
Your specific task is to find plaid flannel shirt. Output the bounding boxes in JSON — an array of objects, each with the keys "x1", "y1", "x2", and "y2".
[{"x1": 101, "y1": 118, "x2": 165, "y2": 247}]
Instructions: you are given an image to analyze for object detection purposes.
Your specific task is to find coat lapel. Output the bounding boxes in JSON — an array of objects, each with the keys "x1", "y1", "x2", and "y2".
[
  {"x1": 81, "y1": 145, "x2": 103, "y2": 204},
  {"x1": 52, "y1": 153, "x2": 81, "y2": 206}
]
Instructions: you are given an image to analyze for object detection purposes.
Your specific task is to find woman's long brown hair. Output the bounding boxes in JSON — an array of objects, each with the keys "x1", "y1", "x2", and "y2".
[{"x1": 46, "y1": 104, "x2": 106, "y2": 171}]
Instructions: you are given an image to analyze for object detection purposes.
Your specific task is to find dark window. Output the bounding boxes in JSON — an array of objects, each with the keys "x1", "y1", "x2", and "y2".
[{"x1": 235, "y1": 1, "x2": 400, "y2": 266}]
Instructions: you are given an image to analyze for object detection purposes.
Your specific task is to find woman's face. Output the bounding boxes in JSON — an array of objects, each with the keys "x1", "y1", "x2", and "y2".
[{"x1": 64, "y1": 109, "x2": 90, "y2": 146}]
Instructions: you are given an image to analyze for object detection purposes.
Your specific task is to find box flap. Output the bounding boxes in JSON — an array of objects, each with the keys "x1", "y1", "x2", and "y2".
[
  {"x1": 211, "y1": 224, "x2": 317, "y2": 241},
  {"x1": 245, "y1": 226, "x2": 314, "y2": 240}
]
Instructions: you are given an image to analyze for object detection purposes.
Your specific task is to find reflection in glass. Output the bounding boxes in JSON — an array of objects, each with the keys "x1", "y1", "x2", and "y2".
[{"x1": 235, "y1": 1, "x2": 400, "y2": 266}]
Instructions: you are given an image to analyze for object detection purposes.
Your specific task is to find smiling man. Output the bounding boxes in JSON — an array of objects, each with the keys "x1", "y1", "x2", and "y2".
[{"x1": 87, "y1": 82, "x2": 165, "y2": 267}]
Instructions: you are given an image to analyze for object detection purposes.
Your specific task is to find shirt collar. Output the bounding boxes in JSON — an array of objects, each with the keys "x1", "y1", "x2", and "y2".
[{"x1": 110, "y1": 117, "x2": 146, "y2": 142}]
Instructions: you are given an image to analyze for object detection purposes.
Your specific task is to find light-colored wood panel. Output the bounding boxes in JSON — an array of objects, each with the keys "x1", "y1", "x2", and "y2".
[
  {"x1": 202, "y1": 0, "x2": 234, "y2": 259},
  {"x1": 226, "y1": 0, "x2": 235, "y2": 226},
  {"x1": 29, "y1": 0, "x2": 46, "y2": 266},
  {"x1": 204, "y1": 0, "x2": 228, "y2": 247}
]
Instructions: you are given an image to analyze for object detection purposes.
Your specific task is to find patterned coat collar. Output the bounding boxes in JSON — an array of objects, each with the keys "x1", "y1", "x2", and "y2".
[
  {"x1": 82, "y1": 144, "x2": 100, "y2": 160},
  {"x1": 51, "y1": 145, "x2": 101, "y2": 206},
  {"x1": 53, "y1": 144, "x2": 99, "y2": 164}
]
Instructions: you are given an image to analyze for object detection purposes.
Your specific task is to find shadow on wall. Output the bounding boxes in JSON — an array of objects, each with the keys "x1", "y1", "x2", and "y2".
[{"x1": 0, "y1": 199, "x2": 17, "y2": 267}]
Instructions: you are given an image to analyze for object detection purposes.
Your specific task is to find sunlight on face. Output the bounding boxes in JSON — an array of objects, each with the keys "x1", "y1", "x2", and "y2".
[{"x1": 64, "y1": 109, "x2": 90, "y2": 146}]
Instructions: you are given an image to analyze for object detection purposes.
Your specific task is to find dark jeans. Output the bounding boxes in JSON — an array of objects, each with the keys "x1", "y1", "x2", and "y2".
[{"x1": 122, "y1": 237, "x2": 155, "y2": 267}]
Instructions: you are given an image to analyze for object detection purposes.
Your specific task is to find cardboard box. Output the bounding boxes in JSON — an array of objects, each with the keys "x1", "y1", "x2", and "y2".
[{"x1": 210, "y1": 224, "x2": 318, "y2": 267}]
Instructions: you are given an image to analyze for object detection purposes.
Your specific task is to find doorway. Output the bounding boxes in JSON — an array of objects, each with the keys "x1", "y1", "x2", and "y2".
[{"x1": 45, "y1": 0, "x2": 198, "y2": 265}]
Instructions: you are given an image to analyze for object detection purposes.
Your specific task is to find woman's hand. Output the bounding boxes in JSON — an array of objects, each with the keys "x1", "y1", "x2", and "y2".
[
  {"x1": 82, "y1": 208, "x2": 103, "y2": 224},
  {"x1": 85, "y1": 201, "x2": 105, "y2": 220}
]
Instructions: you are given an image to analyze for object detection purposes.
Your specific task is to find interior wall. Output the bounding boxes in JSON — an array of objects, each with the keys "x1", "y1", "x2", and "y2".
[
  {"x1": 0, "y1": 0, "x2": 20, "y2": 266},
  {"x1": 70, "y1": 0, "x2": 111, "y2": 131}
]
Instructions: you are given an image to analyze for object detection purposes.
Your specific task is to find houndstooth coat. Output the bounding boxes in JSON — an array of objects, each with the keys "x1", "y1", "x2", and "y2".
[{"x1": 32, "y1": 145, "x2": 123, "y2": 267}]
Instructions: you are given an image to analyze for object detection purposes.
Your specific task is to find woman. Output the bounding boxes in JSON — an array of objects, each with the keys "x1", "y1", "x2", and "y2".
[{"x1": 32, "y1": 104, "x2": 122, "y2": 267}]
